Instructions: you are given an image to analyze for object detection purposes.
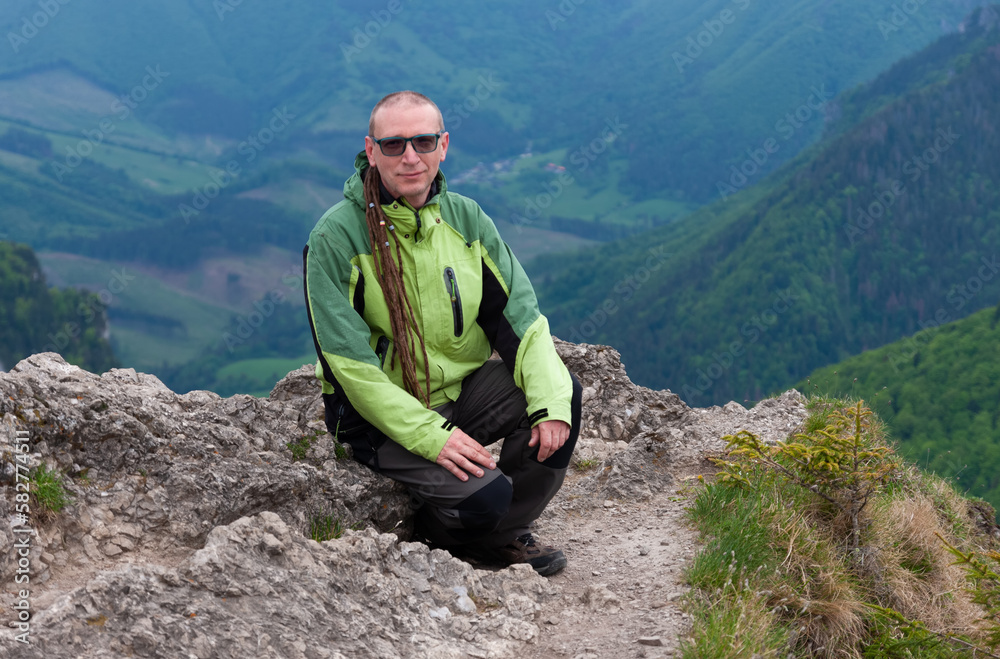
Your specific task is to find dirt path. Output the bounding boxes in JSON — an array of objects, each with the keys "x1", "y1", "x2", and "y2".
[
  {"x1": 508, "y1": 392, "x2": 810, "y2": 657},
  {"x1": 523, "y1": 469, "x2": 704, "y2": 658}
]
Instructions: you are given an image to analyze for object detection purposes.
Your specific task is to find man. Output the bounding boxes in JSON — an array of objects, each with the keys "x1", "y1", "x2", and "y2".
[{"x1": 303, "y1": 91, "x2": 581, "y2": 576}]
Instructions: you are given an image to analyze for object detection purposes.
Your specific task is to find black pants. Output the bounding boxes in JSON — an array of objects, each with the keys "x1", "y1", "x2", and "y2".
[{"x1": 329, "y1": 361, "x2": 582, "y2": 549}]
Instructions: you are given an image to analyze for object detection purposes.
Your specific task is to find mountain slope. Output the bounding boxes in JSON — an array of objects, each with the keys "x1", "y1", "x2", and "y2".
[
  {"x1": 799, "y1": 301, "x2": 1000, "y2": 516},
  {"x1": 0, "y1": 241, "x2": 117, "y2": 373},
  {"x1": 533, "y1": 7, "x2": 1000, "y2": 407},
  {"x1": 1, "y1": 2, "x2": 994, "y2": 397},
  {"x1": 0, "y1": 0, "x2": 982, "y2": 211}
]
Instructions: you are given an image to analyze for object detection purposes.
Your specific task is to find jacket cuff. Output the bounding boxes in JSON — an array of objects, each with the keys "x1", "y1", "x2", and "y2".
[
  {"x1": 527, "y1": 401, "x2": 572, "y2": 428},
  {"x1": 419, "y1": 420, "x2": 455, "y2": 462}
]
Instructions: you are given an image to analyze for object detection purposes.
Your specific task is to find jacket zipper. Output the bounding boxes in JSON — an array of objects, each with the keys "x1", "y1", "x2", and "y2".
[
  {"x1": 375, "y1": 336, "x2": 390, "y2": 369},
  {"x1": 443, "y1": 267, "x2": 463, "y2": 337}
]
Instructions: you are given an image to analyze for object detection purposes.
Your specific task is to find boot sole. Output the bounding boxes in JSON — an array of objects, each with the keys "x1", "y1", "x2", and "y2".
[{"x1": 529, "y1": 552, "x2": 567, "y2": 576}]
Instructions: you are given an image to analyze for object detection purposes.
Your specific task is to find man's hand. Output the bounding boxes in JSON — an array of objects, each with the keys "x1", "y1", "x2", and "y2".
[
  {"x1": 436, "y1": 428, "x2": 497, "y2": 481},
  {"x1": 530, "y1": 420, "x2": 571, "y2": 462}
]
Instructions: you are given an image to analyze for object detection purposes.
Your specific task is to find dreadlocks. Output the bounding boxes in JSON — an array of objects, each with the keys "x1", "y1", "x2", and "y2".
[{"x1": 363, "y1": 165, "x2": 432, "y2": 408}]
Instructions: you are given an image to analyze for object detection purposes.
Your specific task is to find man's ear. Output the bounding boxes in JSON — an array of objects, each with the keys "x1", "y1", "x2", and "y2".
[
  {"x1": 438, "y1": 131, "x2": 449, "y2": 162},
  {"x1": 365, "y1": 136, "x2": 377, "y2": 167}
]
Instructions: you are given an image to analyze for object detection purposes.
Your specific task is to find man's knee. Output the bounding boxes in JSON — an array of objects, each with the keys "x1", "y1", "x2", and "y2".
[{"x1": 454, "y1": 475, "x2": 513, "y2": 533}]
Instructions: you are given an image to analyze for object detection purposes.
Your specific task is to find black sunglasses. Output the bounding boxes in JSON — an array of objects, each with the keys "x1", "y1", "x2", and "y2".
[{"x1": 372, "y1": 133, "x2": 441, "y2": 156}]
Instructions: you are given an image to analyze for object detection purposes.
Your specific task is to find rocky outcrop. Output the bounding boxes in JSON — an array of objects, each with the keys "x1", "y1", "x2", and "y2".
[
  {"x1": 0, "y1": 344, "x2": 809, "y2": 657},
  {"x1": 10, "y1": 512, "x2": 554, "y2": 659},
  {"x1": 555, "y1": 340, "x2": 807, "y2": 503},
  {"x1": 554, "y1": 339, "x2": 691, "y2": 450},
  {"x1": 0, "y1": 353, "x2": 409, "y2": 595}
]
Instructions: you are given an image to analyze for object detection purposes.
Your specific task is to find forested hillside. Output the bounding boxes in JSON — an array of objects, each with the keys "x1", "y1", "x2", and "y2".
[
  {"x1": 0, "y1": 0, "x2": 979, "y2": 215},
  {"x1": 800, "y1": 301, "x2": 1000, "y2": 519},
  {"x1": 534, "y1": 7, "x2": 1000, "y2": 407},
  {"x1": 0, "y1": 242, "x2": 116, "y2": 373},
  {"x1": 156, "y1": 299, "x2": 313, "y2": 397}
]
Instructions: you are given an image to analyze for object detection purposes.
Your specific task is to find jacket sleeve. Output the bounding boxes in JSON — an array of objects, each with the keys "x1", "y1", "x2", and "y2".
[
  {"x1": 472, "y1": 205, "x2": 574, "y2": 427},
  {"x1": 304, "y1": 232, "x2": 453, "y2": 462}
]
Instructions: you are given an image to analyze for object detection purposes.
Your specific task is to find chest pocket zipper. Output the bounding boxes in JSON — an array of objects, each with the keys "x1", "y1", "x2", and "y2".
[
  {"x1": 443, "y1": 267, "x2": 463, "y2": 337},
  {"x1": 375, "y1": 336, "x2": 390, "y2": 370}
]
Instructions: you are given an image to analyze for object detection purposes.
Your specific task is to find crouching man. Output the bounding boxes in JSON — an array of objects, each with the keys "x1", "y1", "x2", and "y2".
[{"x1": 303, "y1": 91, "x2": 581, "y2": 575}]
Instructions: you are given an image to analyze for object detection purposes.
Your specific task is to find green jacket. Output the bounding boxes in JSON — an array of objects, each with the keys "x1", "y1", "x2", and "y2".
[{"x1": 304, "y1": 153, "x2": 573, "y2": 462}]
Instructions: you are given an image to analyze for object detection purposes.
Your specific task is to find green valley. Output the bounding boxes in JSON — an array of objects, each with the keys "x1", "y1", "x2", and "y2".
[
  {"x1": 1, "y1": 2, "x2": 997, "y2": 402},
  {"x1": 534, "y1": 8, "x2": 1000, "y2": 409}
]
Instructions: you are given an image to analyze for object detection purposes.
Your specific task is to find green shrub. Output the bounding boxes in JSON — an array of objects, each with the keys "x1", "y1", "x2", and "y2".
[{"x1": 715, "y1": 400, "x2": 900, "y2": 549}]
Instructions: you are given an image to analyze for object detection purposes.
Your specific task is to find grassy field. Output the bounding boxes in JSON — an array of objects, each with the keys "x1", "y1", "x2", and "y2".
[
  {"x1": 37, "y1": 253, "x2": 234, "y2": 371},
  {"x1": 0, "y1": 117, "x2": 218, "y2": 194},
  {"x1": 216, "y1": 353, "x2": 317, "y2": 397},
  {"x1": 237, "y1": 178, "x2": 344, "y2": 217},
  {"x1": 457, "y1": 148, "x2": 698, "y2": 236}
]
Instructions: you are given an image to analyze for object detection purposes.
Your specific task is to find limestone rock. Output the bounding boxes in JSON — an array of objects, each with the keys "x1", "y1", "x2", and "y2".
[
  {"x1": 2, "y1": 512, "x2": 554, "y2": 658},
  {"x1": 554, "y1": 340, "x2": 693, "y2": 467},
  {"x1": 0, "y1": 353, "x2": 409, "y2": 591}
]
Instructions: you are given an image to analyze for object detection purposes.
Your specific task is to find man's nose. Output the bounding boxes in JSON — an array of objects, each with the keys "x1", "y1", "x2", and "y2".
[{"x1": 400, "y1": 142, "x2": 421, "y2": 163}]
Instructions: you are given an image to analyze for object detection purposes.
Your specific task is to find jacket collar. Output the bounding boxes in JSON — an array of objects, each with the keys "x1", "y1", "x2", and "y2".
[
  {"x1": 378, "y1": 178, "x2": 439, "y2": 207},
  {"x1": 346, "y1": 150, "x2": 446, "y2": 209}
]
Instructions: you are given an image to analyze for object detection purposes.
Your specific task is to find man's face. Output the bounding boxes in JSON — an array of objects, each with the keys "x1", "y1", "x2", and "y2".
[{"x1": 365, "y1": 102, "x2": 449, "y2": 209}]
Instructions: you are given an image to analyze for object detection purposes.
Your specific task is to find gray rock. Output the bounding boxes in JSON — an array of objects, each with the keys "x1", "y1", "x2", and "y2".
[
  {"x1": 1, "y1": 512, "x2": 554, "y2": 658},
  {"x1": 554, "y1": 340, "x2": 691, "y2": 445},
  {"x1": 581, "y1": 583, "x2": 621, "y2": 610},
  {"x1": 0, "y1": 353, "x2": 409, "y2": 590}
]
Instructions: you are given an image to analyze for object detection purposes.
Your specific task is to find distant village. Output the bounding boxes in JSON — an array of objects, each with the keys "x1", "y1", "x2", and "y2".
[{"x1": 450, "y1": 141, "x2": 568, "y2": 186}]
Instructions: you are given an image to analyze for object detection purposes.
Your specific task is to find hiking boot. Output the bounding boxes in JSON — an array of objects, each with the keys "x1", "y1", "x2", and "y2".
[{"x1": 494, "y1": 533, "x2": 567, "y2": 576}]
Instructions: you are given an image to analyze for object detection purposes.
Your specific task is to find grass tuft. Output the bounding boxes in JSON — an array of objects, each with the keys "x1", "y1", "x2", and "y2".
[
  {"x1": 680, "y1": 589, "x2": 789, "y2": 658},
  {"x1": 287, "y1": 434, "x2": 315, "y2": 462},
  {"x1": 309, "y1": 515, "x2": 344, "y2": 542},
  {"x1": 309, "y1": 515, "x2": 364, "y2": 542},
  {"x1": 31, "y1": 464, "x2": 71, "y2": 514}
]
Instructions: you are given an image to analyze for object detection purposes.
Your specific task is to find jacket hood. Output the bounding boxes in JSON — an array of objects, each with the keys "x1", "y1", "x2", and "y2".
[{"x1": 343, "y1": 151, "x2": 448, "y2": 208}]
